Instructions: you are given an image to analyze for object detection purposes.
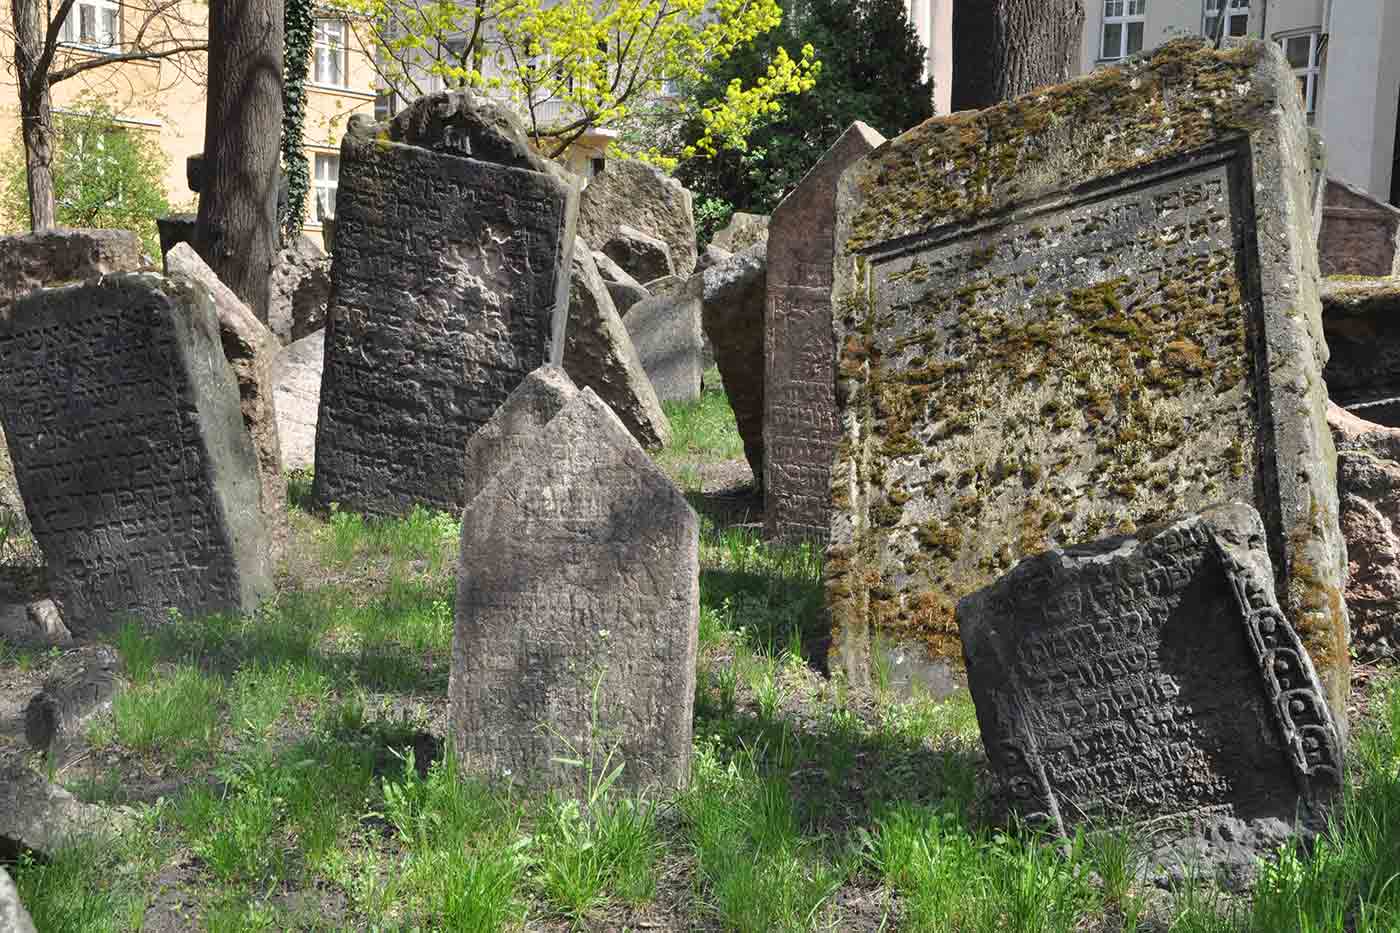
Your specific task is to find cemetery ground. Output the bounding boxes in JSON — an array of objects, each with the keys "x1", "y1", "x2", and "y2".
[{"x1": 1, "y1": 373, "x2": 1398, "y2": 932}]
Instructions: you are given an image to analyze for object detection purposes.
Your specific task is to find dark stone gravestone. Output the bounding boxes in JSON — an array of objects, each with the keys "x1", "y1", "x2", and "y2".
[
  {"x1": 312, "y1": 90, "x2": 578, "y2": 516},
  {"x1": 1321, "y1": 275, "x2": 1400, "y2": 424},
  {"x1": 764, "y1": 121, "x2": 885, "y2": 542},
  {"x1": 828, "y1": 40, "x2": 1348, "y2": 719},
  {"x1": 958, "y1": 503, "x2": 1343, "y2": 889},
  {"x1": 622, "y1": 283, "x2": 704, "y2": 404},
  {"x1": 0, "y1": 274, "x2": 271, "y2": 631},
  {"x1": 450, "y1": 369, "x2": 698, "y2": 794}
]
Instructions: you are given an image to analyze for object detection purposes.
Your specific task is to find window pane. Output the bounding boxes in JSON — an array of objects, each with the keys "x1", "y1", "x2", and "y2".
[
  {"x1": 1205, "y1": 0, "x2": 1221, "y2": 10},
  {"x1": 100, "y1": 8, "x2": 117, "y2": 45},
  {"x1": 1127, "y1": 22, "x2": 1144, "y2": 53},
  {"x1": 328, "y1": 51, "x2": 342, "y2": 85},
  {"x1": 1228, "y1": 12, "x2": 1248, "y2": 35},
  {"x1": 1128, "y1": 0, "x2": 1146, "y2": 15},
  {"x1": 1286, "y1": 35, "x2": 1310, "y2": 67},
  {"x1": 1105, "y1": 0, "x2": 1123, "y2": 16},
  {"x1": 1102, "y1": 22, "x2": 1122, "y2": 58},
  {"x1": 79, "y1": 5, "x2": 95, "y2": 42}
]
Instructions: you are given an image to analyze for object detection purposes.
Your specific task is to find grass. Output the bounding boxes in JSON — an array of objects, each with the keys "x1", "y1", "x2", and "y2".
[
  {"x1": 657, "y1": 366, "x2": 746, "y2": 489},
  {"x1": 3, "y1": 386, "x2": 1400, "y2": 931}
]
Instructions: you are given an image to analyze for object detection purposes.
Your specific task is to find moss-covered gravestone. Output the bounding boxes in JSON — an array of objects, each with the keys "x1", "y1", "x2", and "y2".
[
  {"x1": 829, "y1": 39, "x2": 1348, "y2": 720},
  {"x1": 312, "y1": 91, "x2": 577, "y2": 517}
]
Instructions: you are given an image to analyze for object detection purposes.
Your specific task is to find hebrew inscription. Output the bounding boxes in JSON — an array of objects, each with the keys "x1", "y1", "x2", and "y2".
[
  {"x1": 0, "y1": 275, "x2": 269, "y2": 630},
  {"x1": 313, "y1": 118, "x2": 574, "y2": 516},
  {"x1": 450, "y1": 383, "x2": 699, "y2": 795},
  {"x1": 957, "y1": 505, "x2": 1341, "y2": 844}
]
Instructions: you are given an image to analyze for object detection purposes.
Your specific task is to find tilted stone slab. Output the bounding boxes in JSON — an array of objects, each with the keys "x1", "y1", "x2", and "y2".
[
  {"x1": 1321, "y1": 275, "x2": 1400, "y2": 420},
  {"x1": 313, "y1": 90, "x2": 577, "y2": 517},
  {"x1": 563, "y1": 239, "x2": 670, "y2": 449},
  {"x1": 701, "y1": 243, "x2": 768, "y2": 487},
  {"x1": 764, "y1": 122, "x2": 885, "y2": 542},
  {"x1": 450, "y1": 381, "x2": 698, "y2": 794},
  {"x1": 957, "y1": 504, "x2": 1343, "y2": 889},
  {"x1": 0, "y1": 228, "x2": 145, "y2": 306},
  {"x1": 460, "y1": 364, "x2": 576, "y2": 505},
  {"x1": 0, "y1": 274, "x2": 270, "y2": 631},
  {"x1": 271, "y1": 329, "x2": 324, "y2": 473},
  {"x1": 165, "y1": 243, "x2": 287, "y2": 557},
  {"x1": 1318, "y1": 178, "x2": 1400, "y2": 278},
  {"x1": 829, "y1": 40, "x2": 1348, "y2": 720},
  {"x1": 622, "y1": 283, "x2": 703, "y2": 404}
]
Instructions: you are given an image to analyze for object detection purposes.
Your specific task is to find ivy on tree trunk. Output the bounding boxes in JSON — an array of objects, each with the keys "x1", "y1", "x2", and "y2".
[{"x1": 280, "y1": 0, "x2": 313, "y2": 242}]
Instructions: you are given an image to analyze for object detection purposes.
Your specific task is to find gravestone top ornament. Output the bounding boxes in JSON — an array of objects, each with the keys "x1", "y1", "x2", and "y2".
[
  {"x1": 957, "y1": 503, "x2": 1342, "y2": 887},
  {"x1": 312, "y1": 90, "x2": 578, "y2": 517},
  {"x1": 828, "y1": 39, "x2": 1348, "y2": 720}
]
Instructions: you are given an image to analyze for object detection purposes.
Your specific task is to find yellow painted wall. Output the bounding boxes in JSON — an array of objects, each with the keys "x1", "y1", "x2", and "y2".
[{"x1": 0, "y1": 1, "x2": 378, "y2": 240}]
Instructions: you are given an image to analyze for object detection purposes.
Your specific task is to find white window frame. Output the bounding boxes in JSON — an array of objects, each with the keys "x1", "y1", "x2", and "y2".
[
  {"x1": 312, "y1": 19, "x2": 348, "y2": 88},
  {"x1": 1100, "y1": 0, "x2": 1147, "y2": 62},
  {"x1": 1203, "y1": 0, "x2": 1249, "y2": 41},
  {"x1": 59, "y1": 0, "x2": 121, "y2": 50},
  {"x1": 1276, "y1": 29, "x2": 1323, "y2": 118},
  {"x1": 313, "y1": 153, "x2": 339, "y2": 224}
]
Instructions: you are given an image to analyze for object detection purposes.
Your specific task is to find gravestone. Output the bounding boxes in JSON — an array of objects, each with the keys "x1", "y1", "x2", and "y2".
[
  {"x1": 1318, "y1": 178, "x2": 1400, "y2": 277},
  {"x1": 0, "y1": 228, "x2": 144, "y2": 306},
  {"x1": 602, "y1": 224, "x2": 674, "y2": 285},
  {"x1": 0, "y1": 866, "x2": 37, "y2": 933},
  {"x1": 958, "y1": 504, "x2": 1343, "y2": 889},
  {"x1": 1321, "y1": 275, "x2": 1400, "y2": 425},
  {"x1": 577, "y1": 157, "x2": 698, "y2": 278},
  {"x1": 460, "y1": 364, "x2": 576, "y2": 504},
  {"x1": 623, "y1": 283, "x2": 704, "y2": 403},
  {"x1": 164, "y1": 244, "x2": 286, "y2": 555},
  {"x1": 312, "y1": 90, "x2": 578, "y2": 517},
  {"x1": 450, "y1": 376, "x2": 698, "y2": 794},
  {"x1": 829, "y1": 39, "x2": 1349, "y2": 720},
  {"x1": 764, "y1": 122, "x2": 885, "y2": 541},
  {"x1": 0, "y1": 274, "x2": 271, "y2": 631},
  {"x1": 272, "y1": 329, "x2": 324, "y2": 473},
  {"x1": 564, "y1": 239, "x2": 670, "y2": 449},
  {"x1": 700, "y1": 243, "x2": 768, "y2": 486}
]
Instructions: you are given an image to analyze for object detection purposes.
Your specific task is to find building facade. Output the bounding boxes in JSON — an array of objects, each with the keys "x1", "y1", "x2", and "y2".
[
  {"x1": 0, "y1": 1, "x2": 378, "y2": 239},
  {"x1": 1079, "y1": 0, "x2": 1400, "y2": 204}
]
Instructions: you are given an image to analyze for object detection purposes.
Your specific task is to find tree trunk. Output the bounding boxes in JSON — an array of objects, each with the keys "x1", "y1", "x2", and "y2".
[
  {"x1": 951, "y1": 0, "x2": 1085, "y2": 112},
  {"x1": 194, "y1": 0, "x2": 284, "y2": 322},
  {"x1": 11, "y1": 0, "x2": 57, "y2": 230}
]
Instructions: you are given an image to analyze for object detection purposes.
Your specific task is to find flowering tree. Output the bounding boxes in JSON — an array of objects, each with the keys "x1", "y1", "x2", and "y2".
[{"x1": 346, "y1": 0, "x2": 818, "y2": 160}]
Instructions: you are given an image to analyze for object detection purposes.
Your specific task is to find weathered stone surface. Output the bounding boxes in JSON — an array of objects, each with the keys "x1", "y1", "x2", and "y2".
[
  {"x1": 711, "y1": 212, "x2": 769, "y2": 253},
  {"x1": 27, "y1": 599, "x2": 68, "y2": 644},
  {"x1": 312, "y1": 91, "x2": 577, "y2": 517},
  {"x1": 602, "y1": 224, "x2": 674, "y2": 285},
  {"x1": 1328, "y1": 403, "x2": 1400, "y2": 657},
  {"x1": 461, "y1": 365, "x2": 577, "y2": 505},
  {"x1": 0, "y1": 274, "x2": 271, "y2": 632},
  {"x1": 1322, "y1": 275, "x2": 1400, "y2": 421},
  {"x1": 0, "y1": 755, "x2": 131, "y2": 856},
  {"x1": 696, "y1": 244, "x2": 733, "y2": 272},
  {"x1": 700, "y1": 243, "x2": 767, "y2": 484},
  {"x1": 450, "y1": 382, "x2": 698, "y2": 794},
  {"x1": 1318, "y1": 178, "x2": 1400, "y2": 277},
  {"x1": 764, "y1": 122, "x2": 885, "y2": 542},
  {"x1": 0, "y1": 866, "x2": 37, "y2": 933},
  {"x1": 271, "y1": 330, "x2": 324, "y2": 473},
  {"x1": 830, "y1": 40, "x2": 1348, "y2": 721},
  {"x1": 165, "y1": 244, "x2": 287, "y2": 556},
  {"x1": 592, "y1": 248, "x2": 640, "y2": 287},
  {"x1": 0, "y1": 598, "x2": 70, "y2": 648},
  {"x1": 577, "y1": 158, "x2": 697, "y2": 277},
  {"x1": 605, "y1": 279, "x2": 649, "y2": 315},
  {"x1": 156, "y1": 214, "x2": 196, "y2": 257},
  {"x1": 24, "y1": 644, "x2": 125, "y2": 755},
  {"x1": 0, "y1": 228, "x2": 145, "y2": 306},
  {"x1": 957, "y1": 504, "x2": 1343, "y2": 890},
  {"x1": 564, "y1": 239, "x2": 670, "y2": 449},
  {"x1": 622, "y1": 281, "x2": 703, "y2": 403},
  {"x1": 268, "y1": 235, "x2": 331, "y2": 344}
]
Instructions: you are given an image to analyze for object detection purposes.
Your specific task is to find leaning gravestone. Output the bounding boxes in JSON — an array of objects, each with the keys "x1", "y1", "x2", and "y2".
[
  {"x1": 313, "y1": 90, "x2": 577, "y2": 516},
  {"x1": 271, "y1": 329, "x2": 324, "y2": 473},
  {"x1": 623, "y1": 282, "x2": 704, "y2": 403},
  {"x1": 450, "y1": 371, "x2": 698, "y2": 794},
  {"x1": 829, "y1": 39, "x2": 1349, "y2": 720},
  {"x1": 958, "y1": 503, "x2": 1343, "y2": 889},
  {"x1": 764, "y1": 122, "x2": 885, "y2": 541},
  {"x1": 701, "y1": 243, "x2": 768, "y2": 486},
  {"x1": 0, "y1": 274, "x2": 271, "y2": 631}
]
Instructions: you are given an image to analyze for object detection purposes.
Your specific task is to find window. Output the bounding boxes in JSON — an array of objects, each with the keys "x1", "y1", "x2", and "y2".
[
  {"x1": 589, "y1": 156, "x2": 606, "y2": 177},
  {"x1": 314, "y1": 153, "x2": 339, "y2": 222},
  {"x1": 1101, "y1": 0, "x2": 1146, "y2": 61},
  {"x1": 313, "y1": 19, "x2": 347, "y2": 87},
  {"x1": 59, "y1": 0, "x2": 120, "y2": 49},
  {"x1": 1278, "y1": 30, "x2": 1323, "y2": 117},
  {"x1": 1204, "y1": 0, "x2": 1249, "y2": 40}
]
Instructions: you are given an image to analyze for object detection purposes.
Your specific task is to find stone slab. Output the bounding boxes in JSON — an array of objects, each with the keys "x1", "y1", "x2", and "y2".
[
  {"x1": 0, "y1": 866, "x2": 37, "y2": 933},
  {"x1": 763, "y1": 121, "x2": 885, "y2": 542},
  {"x1": 564, "y1": 239, "x2": 670, "y2": 449},
  {"x1": 957, "y1": 504, "x2": 1342, "y2": 889},
  {"x1": 165, "y1": 243, "x2": 287, "y2": 557},
  {"x1": 829, "y1": 40, "x2": 1348, "y2": 721},
  {"x1": 700, "y1": 243, "x2": 768, "y2": 485},
  {"x1": 0, "y1": 274, "x2": 270, "y2": 631},
  {"x1": 450, "y1": 382, "x2": 698, "y2": 794},
  {"x1": 578, "y1": 158, "x2": 697, "y2": 277},
  {"x1": 271, "y1": 329, "x2": 324, "y2": 473},
  {"x1": 312, "y1": 91, "x2": 578, "y2": 516},
  {"x1": 0, "y1": 228, "x2": 145, "y2": 306},
  {"x1": 1318, "y1": 178, "x2": 1400, "y2": 277},
  {"x1": 623, "y1": 283, "x2": 703, "y2": 404},
  {"x1": 1321, "y1": 275, "x2": 1400, "y2": 410}
]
